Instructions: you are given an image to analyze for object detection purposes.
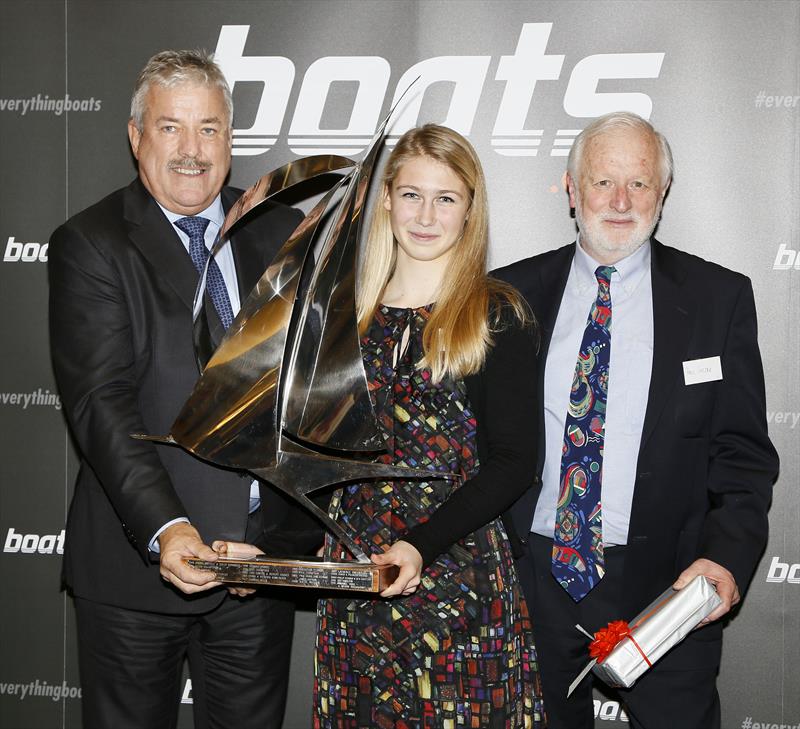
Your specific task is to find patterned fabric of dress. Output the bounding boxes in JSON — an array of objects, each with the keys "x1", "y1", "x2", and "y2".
[{"x1": 313, "y1": 304, "x2": 544, "y2": 729}]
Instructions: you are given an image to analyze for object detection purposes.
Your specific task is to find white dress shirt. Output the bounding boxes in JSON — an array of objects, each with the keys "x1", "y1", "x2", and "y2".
[
  {"x1": 532, "y1": 239, "x2": 654, "y2": 545},
  {"x1": 150, "y1": 196, "x2": 258, "y2": 551}
]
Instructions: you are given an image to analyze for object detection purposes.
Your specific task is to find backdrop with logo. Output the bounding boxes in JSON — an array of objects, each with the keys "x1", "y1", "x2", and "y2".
[{"x1": 1, "y1": 1, "x2": 798, "y2": 727}]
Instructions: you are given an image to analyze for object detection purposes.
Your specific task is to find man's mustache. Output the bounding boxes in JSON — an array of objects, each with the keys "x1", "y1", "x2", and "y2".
[
  {"x1": 168, "y1": 157, "x2": 212, "y2": 171},
  {"x1": 598, "y1": 213, "x2": 638, "y2": 223}
]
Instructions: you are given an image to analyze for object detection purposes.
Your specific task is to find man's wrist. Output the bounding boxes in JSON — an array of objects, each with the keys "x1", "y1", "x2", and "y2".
[{"x1": 148, "y1": 517, "x2": 190, "y2": 553}]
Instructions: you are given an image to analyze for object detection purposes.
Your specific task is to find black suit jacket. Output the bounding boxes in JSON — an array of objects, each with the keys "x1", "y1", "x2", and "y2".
[
  {"x1": 494, "y1": 239, "x2": 778, "y2": 618},
  {"x1": 49, "y1": 178, "x2": 303, "y2": 614}
]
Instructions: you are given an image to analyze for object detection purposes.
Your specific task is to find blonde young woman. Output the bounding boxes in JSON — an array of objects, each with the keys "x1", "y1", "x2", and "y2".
[{"x1": 313, "y1": 125, "x2": 545, "y2": 728}]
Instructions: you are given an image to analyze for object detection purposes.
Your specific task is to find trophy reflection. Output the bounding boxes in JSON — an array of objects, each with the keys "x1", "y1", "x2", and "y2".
[{"x1": 134, "y1": 121, "x2": 435, "y2": 592}]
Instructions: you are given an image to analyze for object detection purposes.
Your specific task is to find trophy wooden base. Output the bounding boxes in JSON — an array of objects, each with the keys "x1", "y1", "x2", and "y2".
[{"x1": 185, "y1": 556, "x2": 399, "y2": 593}]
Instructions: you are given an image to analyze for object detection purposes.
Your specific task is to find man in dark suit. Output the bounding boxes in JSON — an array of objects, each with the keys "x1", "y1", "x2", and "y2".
[
  {"x1": 496, "y1": 112, "x2": 778, "y2": 729},
  {"x1": 48, "y1": 50, "x2": 303, "y2": 729}
]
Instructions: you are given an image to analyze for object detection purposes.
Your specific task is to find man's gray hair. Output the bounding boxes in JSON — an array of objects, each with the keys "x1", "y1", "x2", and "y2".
[
  {"x1": 130, "y1": 49, "x2": 233, "y2": 131},
  {"x1": 567, "y1": 111, "x2": 674, "y2": 187}
]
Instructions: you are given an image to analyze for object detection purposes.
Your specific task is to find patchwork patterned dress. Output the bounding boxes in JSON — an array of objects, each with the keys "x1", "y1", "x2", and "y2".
[{"x1": 313, "y1": 304, "x2": 544, "y2": 728}]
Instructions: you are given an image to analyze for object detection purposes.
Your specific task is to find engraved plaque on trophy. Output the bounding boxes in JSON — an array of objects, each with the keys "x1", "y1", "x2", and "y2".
[{"x1": 185, "y1": 556, "x2": 400, "y2": 593}]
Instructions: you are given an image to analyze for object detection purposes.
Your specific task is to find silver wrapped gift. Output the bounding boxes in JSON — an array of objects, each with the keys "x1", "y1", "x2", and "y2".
[{"x1": 569, "y1": 575, "x2": 722, "y2": 695}]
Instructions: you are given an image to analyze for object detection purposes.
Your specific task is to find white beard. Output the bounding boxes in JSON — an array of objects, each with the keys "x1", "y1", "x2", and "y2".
[{"x1": 575, "y1": 198, "x2": 662, "y2": 262}]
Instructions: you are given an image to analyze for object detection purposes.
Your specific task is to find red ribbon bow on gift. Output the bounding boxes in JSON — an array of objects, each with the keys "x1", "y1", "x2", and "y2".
[{"x1": 589, "y1": 620, "x2": 652, "y2": 667}]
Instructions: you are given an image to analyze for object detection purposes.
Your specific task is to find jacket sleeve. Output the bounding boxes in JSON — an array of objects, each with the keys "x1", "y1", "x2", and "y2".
[
  {"x1": 49, "y1": 222, "x2": 186, "y2": 559},
  {"x1": 403, "y1": 318, "x2": 539, "y2": 566},
  {"x1": 699, "y1": 278, "x2": 778, "y2": 591}
]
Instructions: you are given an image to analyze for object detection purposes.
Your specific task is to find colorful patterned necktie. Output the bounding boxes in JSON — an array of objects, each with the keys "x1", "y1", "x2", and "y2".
[
  {"x1": 175, "y1": 216, "x2": 234, "y2": 330},
  {"x1": 552, "y1": 265, "x2": 616, "y2": 601}
]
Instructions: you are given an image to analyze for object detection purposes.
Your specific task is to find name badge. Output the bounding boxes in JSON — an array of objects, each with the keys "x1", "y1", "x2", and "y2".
[{"x1": 682, "y1": 356, "x2": 723, "y2": 386}]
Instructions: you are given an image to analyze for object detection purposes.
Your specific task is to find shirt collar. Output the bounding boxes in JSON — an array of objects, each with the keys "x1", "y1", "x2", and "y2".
[
  {"x1": 157, "y1": 195, "x2": 225, "y2": 231},
  {"x1": 573, "y1": 235, "x2": 651, "y2": 300}
]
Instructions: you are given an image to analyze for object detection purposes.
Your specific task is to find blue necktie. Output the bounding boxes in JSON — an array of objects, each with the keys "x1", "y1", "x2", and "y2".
[
  {"x1": 175, "y1": 216, "x2": 234, "y2": 330},
  {"x1": 552, "y1": 265, "x2": 616, "y2": 601}
]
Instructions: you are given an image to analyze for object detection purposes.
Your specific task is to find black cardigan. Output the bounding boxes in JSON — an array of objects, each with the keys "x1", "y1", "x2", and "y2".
[{"x1": 402, "y1": 318, "x2": 539, "y2": 566}]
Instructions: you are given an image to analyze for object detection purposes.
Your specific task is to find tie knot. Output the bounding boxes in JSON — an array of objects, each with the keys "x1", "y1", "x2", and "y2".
[
  {"x1": 175, "y1": 216, "x2": 210, "y2": 242},
  {"x1": 594, "y1": 265, "x2": 616, "y2": 287}
]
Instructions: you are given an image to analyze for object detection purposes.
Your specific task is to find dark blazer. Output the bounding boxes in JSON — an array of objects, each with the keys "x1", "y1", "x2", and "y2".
[
  {"x1": 49, "y1": 178, "x2": 303, "y2": 614},
  {"x1": 494, "y1": 239, "x2": 779, "y2": 618}
]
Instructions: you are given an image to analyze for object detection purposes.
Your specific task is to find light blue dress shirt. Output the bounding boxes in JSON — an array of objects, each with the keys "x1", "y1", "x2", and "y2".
[
  {"x1": 532, "y1": 239, "x2": 654, "y2": 546},
  {"x1": 150, "y1": 196, "x2": 259, "y2": 551}
]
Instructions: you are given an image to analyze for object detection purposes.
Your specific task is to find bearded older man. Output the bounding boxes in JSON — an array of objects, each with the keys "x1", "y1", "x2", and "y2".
[
  {"x1": 496, "y1": 112, "x2": 778, "y2": 729},
  {"x1": 49, "y1": 50, "x2": 303, "y2": 729}
]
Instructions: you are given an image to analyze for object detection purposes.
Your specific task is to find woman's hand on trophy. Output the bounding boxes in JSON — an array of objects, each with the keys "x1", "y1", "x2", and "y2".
[
  {"x1": 211, "y1": 540, "x2": 265, "y2": 597},
  {"x1": 212, "y1": 540, "x2": 264, "y2": 560},
  {"x1": 373, "y1": 540, "x2": 423, "y2": 598}
]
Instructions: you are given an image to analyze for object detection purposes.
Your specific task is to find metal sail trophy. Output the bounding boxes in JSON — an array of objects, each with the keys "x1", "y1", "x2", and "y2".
[{"x1": 135, "y1": 103, "x2": 441, "y2": 589}]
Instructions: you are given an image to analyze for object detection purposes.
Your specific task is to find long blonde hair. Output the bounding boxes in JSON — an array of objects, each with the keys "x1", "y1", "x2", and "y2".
[{"x1": 357, "y1": 124, "x2": 532, "y2": 382}]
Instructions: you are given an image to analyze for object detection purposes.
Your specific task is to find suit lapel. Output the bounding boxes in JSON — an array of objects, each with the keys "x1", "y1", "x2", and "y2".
[
  {"x1": 639, "y1": 239, "x2": 693, "y2": 448},
  {"x1": 125, "y1": 178, "x2": 232, "y2": 356},
  {"x1": 123, "y1": 179, "x2": 199, "y2": 312},
  {"x1": 223, "y1": 187, "x2": 267, "y2": 303},
  {"x1": 535, "y1": 244, "x2": 575, "y2": 362},
  {"x1": 533, "y1": 244, "x2": 575, "y2": 475}
]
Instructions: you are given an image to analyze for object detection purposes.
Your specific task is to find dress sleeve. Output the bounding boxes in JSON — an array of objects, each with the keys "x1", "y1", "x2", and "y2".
[{"x1": 403, "y1": 318, "x2": 539, "y2": 566}]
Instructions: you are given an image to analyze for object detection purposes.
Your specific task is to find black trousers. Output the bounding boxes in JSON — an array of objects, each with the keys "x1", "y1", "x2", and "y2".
[
  {"x1": 518, "y1": 534, "x2": 722, "y2": 729},
  {"x1": 73, "y1": 513, "x2": 294, "y2": 729}
]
